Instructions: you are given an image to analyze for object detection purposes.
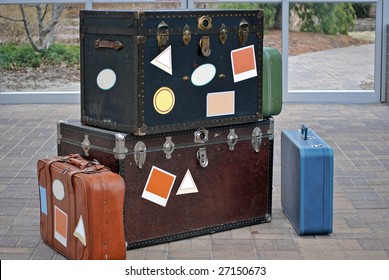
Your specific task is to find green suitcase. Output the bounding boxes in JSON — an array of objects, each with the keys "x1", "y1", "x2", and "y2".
[{"x1": 263, "y1": 47, "x2": 282, "y2": 117}]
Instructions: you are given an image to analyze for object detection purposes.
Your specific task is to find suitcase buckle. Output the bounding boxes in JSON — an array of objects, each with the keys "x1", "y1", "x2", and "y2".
[{"x1": 134, "y1": 141, "x2": 146, "y2": 169}]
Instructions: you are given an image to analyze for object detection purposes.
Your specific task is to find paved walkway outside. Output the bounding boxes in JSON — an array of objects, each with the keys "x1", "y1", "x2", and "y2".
[
  {"x1": 0, "y1": 103, "x2": 388, "y2": 260},
  {"x1": 289, "y1": 44, "x2": 375, "y2": 90}
]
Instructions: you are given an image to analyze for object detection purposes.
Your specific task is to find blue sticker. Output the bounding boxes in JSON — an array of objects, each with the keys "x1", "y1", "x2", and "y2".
[{"x1": 39, "y1": 186, "x2": 47, "y2": 215}]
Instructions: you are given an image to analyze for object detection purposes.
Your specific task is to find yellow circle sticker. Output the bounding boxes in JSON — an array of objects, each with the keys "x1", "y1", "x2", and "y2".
[{"x1": 153, "y1": 87, "x2": 175, "y2": 114}]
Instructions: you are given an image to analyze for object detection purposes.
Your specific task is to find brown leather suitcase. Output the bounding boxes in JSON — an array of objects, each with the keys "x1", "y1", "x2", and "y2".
[
  {"x1": 57, "y1": 119, "x2": 273, "y2": 249},
  {"x1": 37, "y1": 154, "x2": 126, "y2": 259}
]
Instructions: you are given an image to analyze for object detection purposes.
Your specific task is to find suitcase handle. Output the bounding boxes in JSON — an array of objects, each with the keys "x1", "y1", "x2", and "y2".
[
  {"x1": 94, "y1": 39, "x2": 124, "y2": 51},
  {"x1": 64, "y1": 154, "x2": 105, "y2": 172},
  {"x1": 301, "y1": 124, "x2": 309, "y2": 140}
]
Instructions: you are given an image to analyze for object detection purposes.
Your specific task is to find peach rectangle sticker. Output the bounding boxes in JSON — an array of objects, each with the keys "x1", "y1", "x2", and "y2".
[
  {"x1": 231, "y1": 45, "x2": 257, "y2": 83},
  {"x1": 142, "y1": 166, "x2": 176, "y2": 207},
  {"x1": 207, "y1": 91, "x2": 235, "y2": 117}
]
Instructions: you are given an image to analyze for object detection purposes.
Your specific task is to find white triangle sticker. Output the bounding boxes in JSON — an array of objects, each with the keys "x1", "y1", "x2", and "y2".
[
  {"x1": 150, "y1": 45, "x2": 172, "y2": 75},
  {"x1": 176, "y1": 169, "x2": 198, "y2": 195},
  {"x1": 73, "y1": 215, "x2": 86, "y2": 246}
]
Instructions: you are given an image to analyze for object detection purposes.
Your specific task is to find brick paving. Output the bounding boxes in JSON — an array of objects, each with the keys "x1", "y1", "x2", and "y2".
[{"x1": 0, "y1": 103, "x2": 388, "y2": 260}]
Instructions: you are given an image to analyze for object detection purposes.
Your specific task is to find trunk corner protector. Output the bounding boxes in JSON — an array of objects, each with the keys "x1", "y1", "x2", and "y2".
[
  {"x1": 268, "y1": 117, "x2": 274, "y2": 135},
  {"x1": 57, "y1": 120, "x2": 67, "y2": 145}
]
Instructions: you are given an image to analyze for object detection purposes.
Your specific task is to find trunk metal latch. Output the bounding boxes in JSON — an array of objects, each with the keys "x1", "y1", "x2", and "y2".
[
  {"x1": 197, "y1": 147, "x2": 208, "y2": 168},
  {"x1": 182, "y1": 24, "x2": 191, "y2": 46},
  {"x1": 163, "y1": 136, "x2": 175, "y2": 159},
  {"x1": 194, "y1": 128, "x2": 209, "y2": 144},
  {"x1": 134, "y1": 141, "x2": 146, "y2": 169},
  {"x1": 157, "y1": 21, "x2": 169, "y2": 49},
  {"x1": 199, "y1": 36, "x2": 211, "y2": 57},
  {"x1": 113, "y1": 133, "x2": 128, "y2": 160},
  {"x1": 227, "y1": 129, "x2": 238, "y2": 151},
  {"x1": 252, "y1": 127, "x2": 262, "y2": 152},
  {"x1": 82, "y1": 135, "x2": 90, "y2": 157},
  {"x1": 219, "y1": 24, "x2": 228, "y2": 44},
  {"x1": 239, "y1": 19, "x2": 249, "y2": 46}
]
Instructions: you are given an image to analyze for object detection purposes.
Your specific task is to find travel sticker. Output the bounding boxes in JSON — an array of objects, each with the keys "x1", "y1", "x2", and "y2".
[
  {"x1": 142, "y1": 166, "x2": 176, "y2": 207},
  {"x1": 206, "y1": 91, "x2": 235, "y2": 117},
  {"x1": 73, "y1": 215, "x2": 86, "y2": 246},
  {"x1": 54, "y1": 206, "x2": 68, "y2": 247},
  {"x1": 39, "y1": 186, "x2": 47, "y2": 215},
  {"x1": 231, "y1": 45, "x2": 257, "y2": 83},
  {"x1": 191, "y1": 63, "x2": 216, "y2": 86},
  {"x1": 52, "y1": 179, "x2": 65, "y2": 201},
  {"x1": 150, "y1": 45, "x2": 172, "y2": 75},
  {"x1": 176, "y1": 169, "x2": 199, "y2": 195},
  {"x1": 153, "y1": 87, "x2": 175, "y2": 114},
  {"x1": 96, "y1": 68, "x2": 116, "y2": 90}
]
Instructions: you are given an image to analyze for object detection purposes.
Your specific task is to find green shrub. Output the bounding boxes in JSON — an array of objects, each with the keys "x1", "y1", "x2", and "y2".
[
  {"x1": 218, "y1": 3, "x2": 278, "y2": 32},
  {"x1": 0, "y1": 44, "x2": 79, "y2": 70},
  {"x1": 293, "y1": 3, "x2": 356, "y2": 35}
]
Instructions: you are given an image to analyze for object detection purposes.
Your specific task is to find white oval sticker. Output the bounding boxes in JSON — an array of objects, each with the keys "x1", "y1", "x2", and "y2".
[
  {"x1": 191, "y1": 64, "x2": 216, "y2": 86},
  {"x1": 96, "y1": 69, "x2": 116, "y2": 90},
  {"x1": 52, "y1": 179, "x2": 65, "y2": 201}
]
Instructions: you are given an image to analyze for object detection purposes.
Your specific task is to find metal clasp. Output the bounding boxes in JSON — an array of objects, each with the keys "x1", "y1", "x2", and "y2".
[
  {"x1": 251, "y1": 127, "x2": 262, "y2": 152},
  {"x1": 134, "y1": 141, "x2": 146, "y2": 169},
  {"x1": 82, "y1": 135, "x2": 90, "y2": 157},
  {"x1": 239, "y1": 19, "x2": 249, "y2": 46},
  {"x1": 182, "y1": 24, "x2": 191, "y2": 46},
  {"x1": 219, "y1": 24, "x2": 228, "y2": 44},
  {"x1": 113, "y1": 133, "x2": 128, "y2": 160},
  {"x1": 197, "y1": 147, "x2": 208, "y2": 168},
  {"x1": 194, "y1": 128, "x2": 209, "y2": 144},
  {"x1": 227, "y1": 129, "x2": 238, "y2": 151},
  {"x1": 157, "y1": 21, "x2": 169, "y2": 49},
  {"x1": 199, "y1": 36, "x2": 211, "y2": 57},
  {"x1": 163, "y1": 136, "x2": 175, "y2": 159}
]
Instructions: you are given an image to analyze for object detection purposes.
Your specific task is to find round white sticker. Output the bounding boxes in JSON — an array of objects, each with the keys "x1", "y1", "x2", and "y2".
[
  {"x1": 96, "y1": 69, "x2": 116, "y2": 90},
  {"x1": 52, "y1": 179, "x2": 65, "y2": 201},
  {"x1": 191, "y1": 64, "x2": 216, "y2": 86}
]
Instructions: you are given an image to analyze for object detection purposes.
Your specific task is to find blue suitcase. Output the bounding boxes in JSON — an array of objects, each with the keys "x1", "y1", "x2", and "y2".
[{"x1": 281, "y1": 125, "x2": 334, "y2": 235}]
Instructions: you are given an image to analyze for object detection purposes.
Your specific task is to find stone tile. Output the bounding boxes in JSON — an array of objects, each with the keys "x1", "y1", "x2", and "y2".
[
  {"x1": 2, "y1": 103, "x2": 389, "y2": 261},
  {"x1": 357, "y1": 239, "x2": 383, "y2": 251}
]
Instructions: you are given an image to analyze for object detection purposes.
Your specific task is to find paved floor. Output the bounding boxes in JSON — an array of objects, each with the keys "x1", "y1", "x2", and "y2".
[
  {"x1": 289, "y1": 44, "x2": 375, "y2": 90},
  {"x1": 0, "y1": 103, "x2": 388, "y2": 260}
]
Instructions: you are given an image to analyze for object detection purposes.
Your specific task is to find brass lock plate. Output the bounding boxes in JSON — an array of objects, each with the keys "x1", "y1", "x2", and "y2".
[{"x1": 198, "y1": 15, "x2": 212, "y2": 30}]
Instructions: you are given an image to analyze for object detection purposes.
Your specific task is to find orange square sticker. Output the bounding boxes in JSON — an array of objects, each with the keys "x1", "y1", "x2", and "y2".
[
  {"x1": 54, "y1": 206, "x2": 68, "y2": 247},
  {"x1": 231, "y1": 45, "x2": 257, "y2": 83},
  {"x1": 142, "y1": 166, "x2": 176, "y2": 207}
]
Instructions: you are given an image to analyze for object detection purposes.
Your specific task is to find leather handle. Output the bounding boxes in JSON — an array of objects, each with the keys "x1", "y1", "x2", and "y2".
[
  {"x1": 94, "y1": 39, "x2": 124, "y2": 51},
  {"x1": 65, "y1": 154, "x2": 105, "y2": 172}
]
